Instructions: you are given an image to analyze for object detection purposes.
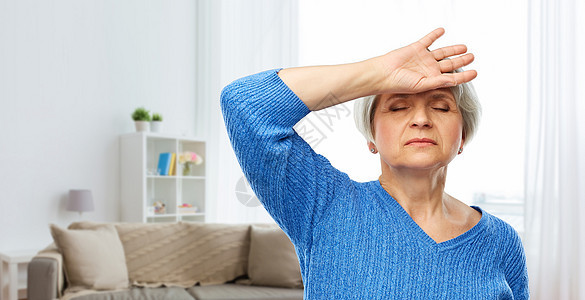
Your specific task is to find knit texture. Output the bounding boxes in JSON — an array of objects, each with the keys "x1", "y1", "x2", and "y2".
[{"x1": 221, "y1": 69, "x2": 529, "y2": 299}]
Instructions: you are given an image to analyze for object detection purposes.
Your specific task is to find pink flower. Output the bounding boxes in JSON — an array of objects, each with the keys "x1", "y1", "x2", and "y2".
[{"x1": 179, "y1": 151, "x2": 203, "y2": 165}]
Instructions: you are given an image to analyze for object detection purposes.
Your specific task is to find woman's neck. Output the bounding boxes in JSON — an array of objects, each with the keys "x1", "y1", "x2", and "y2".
[{"x1": 378, "y1": 164, "x2": 450, "y2": 221}]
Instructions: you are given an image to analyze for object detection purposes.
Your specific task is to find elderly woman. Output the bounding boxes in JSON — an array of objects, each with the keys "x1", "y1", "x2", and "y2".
[{"x1": 221, "y1": 28, "x2": 528, "y2": 299}]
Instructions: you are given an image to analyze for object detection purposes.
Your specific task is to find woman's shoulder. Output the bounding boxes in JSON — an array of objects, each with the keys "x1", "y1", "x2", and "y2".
[
  {"x1": 224, "y1": 68, "x2": 280, "y2": 87},
  {"x1": 475, "y1": 207, "x2": 523, "y2": 245}
]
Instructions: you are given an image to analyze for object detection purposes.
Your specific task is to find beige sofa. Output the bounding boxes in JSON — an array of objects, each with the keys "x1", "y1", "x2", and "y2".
[{"x1": 27, "y1": 221, "x2": 304, "y2": 300}]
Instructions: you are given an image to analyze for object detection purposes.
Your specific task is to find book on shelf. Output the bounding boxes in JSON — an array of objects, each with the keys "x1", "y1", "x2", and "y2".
[
  {"x1": 168, "y1": 153, "x2": 176, "y2": 176},
  {"x1": 157, "y1": 152, "x2": 172, "y2": 176}
]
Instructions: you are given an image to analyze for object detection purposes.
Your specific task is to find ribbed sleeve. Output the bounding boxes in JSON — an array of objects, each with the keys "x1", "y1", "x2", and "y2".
[
  {"x1": 503, "y1": 226, "x2": 530, "y2": 299},
  {"x1": 220, "y1": 69, "x2": 346, "y2": 247}
]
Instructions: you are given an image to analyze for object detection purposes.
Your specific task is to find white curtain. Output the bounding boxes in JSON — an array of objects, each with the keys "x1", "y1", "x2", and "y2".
[
  {"x1": 194, "y1": 0, "x2": 298, "y2": 223},
  {"x1": 524, "y1": 0, "x2": 585, "y2": 298}
]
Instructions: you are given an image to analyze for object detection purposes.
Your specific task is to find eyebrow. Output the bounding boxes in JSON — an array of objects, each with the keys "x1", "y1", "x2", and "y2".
[
  {"x1": 430, "y1": 92, "x2": 452, "y2": 99},
  {"x1": 386, "y1": 94, "x2": 409, "y2": 101},
  {"x1": 382, "y1": 91, "x2": 455, "y2": 105},
  {"x1": 386, "y1": 92, "x2": 452, "y2": 101}
]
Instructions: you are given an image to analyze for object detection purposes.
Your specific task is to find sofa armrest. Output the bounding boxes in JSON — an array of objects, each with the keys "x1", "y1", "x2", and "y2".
[{"x1": 27, "y1": 244, "x2": 65, "y2": 300}]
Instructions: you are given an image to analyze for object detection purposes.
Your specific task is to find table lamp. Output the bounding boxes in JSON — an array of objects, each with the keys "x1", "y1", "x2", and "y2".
[{"x1": 67, "y1": 189, "x2": 94, "y2": 215}]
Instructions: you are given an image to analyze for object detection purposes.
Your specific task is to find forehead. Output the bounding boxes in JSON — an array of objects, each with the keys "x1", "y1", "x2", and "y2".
[{"x1": 381, "y1": 88, "x2": 455, "y2": 103}]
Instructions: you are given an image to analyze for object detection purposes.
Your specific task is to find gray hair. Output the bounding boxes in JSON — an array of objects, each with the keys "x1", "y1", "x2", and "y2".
[{"x1": 353, "y1": 69, "x2": 481, "y2": 147}]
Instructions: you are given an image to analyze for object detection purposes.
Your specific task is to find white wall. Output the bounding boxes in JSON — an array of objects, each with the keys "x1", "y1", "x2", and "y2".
[{"x1": 0, "y1": 0, "x2": 197, "y2": 252}]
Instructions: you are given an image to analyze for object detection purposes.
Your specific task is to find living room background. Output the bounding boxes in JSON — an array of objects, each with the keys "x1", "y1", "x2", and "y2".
[
  {"x1": 0, "y1": 0, "x2": 298, "y2": 253},
  {"x1": 0, "y1": 0, "x2": 200, "y2": 251},
  {"x1": 0, "y1": 0, "x2": 528, "y2": 251},
  {"x1": 2, "y1": 1, "x2": 585, "y2": 298}
]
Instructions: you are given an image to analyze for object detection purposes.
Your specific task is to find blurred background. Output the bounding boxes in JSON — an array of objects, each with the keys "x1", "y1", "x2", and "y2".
[{"x1": 1, "y1": 0, "x2": 583, "y2": 298}]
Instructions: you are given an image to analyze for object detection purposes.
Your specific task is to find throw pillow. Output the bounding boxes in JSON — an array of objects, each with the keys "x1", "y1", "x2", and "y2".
[
  {"x1": 49, "y1": 224, "x2": 129, "y2": 290},
  {"x1": 247, "y1": 225, "x2": 303, "y2": 288}
]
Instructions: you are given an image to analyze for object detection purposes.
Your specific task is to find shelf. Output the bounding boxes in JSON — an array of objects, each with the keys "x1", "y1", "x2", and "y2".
[
  {"x1": 147, "y1": 214, "x2": 179, "y2": 218},
  {"x1": 177, "y1": 212, "x2": 205, "y2": 216},
  {"x1": 120, "y1": 132, "x2": 207, "y2": 223},
  {"x1": 180, "y1": 176, "x2": 205, "y2": 180},
  {"x1": 125, "y1": 131, "x2": 206, "y2": 142},
  {"x1": 147, "y1": 175, "x2": 177, "y2": 179},
  {"x1": 147, "y1": 212, "x2": 205, "y2": 218}
]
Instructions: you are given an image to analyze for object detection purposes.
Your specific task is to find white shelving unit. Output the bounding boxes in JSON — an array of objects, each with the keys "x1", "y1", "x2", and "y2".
[{"x1": 120, "y1": 132, "x2": 207, "y2": 223}]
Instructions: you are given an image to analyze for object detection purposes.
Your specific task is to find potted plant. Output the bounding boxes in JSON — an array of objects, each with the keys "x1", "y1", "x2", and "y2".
[
  {"x1": 151, "y1": 113, "x2": 163, "y2": 133},
  {"x1": 131, "y1": 107, "x2": 151, "y2": 132}
]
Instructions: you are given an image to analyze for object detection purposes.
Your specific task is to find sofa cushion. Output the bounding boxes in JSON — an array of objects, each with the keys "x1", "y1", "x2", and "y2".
[
  {"x1": 64, "y1": 287, "x2": 194, "y2": 300},
  {"x1": 246, "y1": 225, "x2": 302, "y2": 288},
  {"x1": 69, "y1": 221, "x2": 250, "y2": 287},
  {"x1": 187, "y1": 283, "x2": 303, "y2": 300},
  {"x1": 49, "y1": 224, "x2": 129, "y2": 291}
]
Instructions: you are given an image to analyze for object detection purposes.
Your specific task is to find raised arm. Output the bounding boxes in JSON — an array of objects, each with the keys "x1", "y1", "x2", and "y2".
[
  {"x1": 220, "y1": 28, "x2": 477, "y2": 248},
  {"x1": 278, "y1": 28, "x2": 477, "y2": 111}
]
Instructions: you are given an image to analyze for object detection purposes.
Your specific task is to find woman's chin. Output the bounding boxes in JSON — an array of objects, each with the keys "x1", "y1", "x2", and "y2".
[{"x1": 389, "y1": 157, "x2": 450, "y2": 172}]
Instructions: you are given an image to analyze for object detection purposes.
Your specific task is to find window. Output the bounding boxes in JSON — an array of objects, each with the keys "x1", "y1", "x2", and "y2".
[{"x1": 297, "y1": 0, "x2": 527, "y2": 234}]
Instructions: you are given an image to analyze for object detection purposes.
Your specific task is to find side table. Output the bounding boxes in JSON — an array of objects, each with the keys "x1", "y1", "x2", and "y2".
[{"x1": 0, "y1": 250, "x2": 37, "y2": 300}]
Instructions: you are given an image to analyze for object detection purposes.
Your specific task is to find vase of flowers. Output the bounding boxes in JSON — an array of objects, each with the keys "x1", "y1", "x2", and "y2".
[{"x1": 179, "y1": 151, "x2": 203, "y2": 176}]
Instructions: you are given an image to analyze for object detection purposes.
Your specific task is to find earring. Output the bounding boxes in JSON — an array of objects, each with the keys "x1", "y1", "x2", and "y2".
[
  {"x1": 458, "y1": 148, "x2": 463, "y2": 154},
  {"x1": 370, "y1": 148, "x2": 376, "y2": 153}
]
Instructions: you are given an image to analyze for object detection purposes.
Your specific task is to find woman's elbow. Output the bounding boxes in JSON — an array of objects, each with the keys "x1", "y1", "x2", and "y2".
[{"x1": 220, "y1": 82, "x2": 238, "y2": 113}]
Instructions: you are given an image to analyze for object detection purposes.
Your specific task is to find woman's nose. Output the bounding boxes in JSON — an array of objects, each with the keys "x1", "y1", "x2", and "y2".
[{"x1": 409, "y1": 108, "x2": 433, "y2": 128}]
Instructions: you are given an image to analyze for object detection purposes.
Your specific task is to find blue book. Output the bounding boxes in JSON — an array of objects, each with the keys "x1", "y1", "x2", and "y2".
[{"x1": 157, "y1": 152, "x2": 172, "y2": 176}]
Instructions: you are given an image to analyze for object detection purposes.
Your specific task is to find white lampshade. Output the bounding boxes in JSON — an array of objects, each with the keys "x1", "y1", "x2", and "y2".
[{"x1": 67, "y1": 190, "x2": 94, "y2": 214}]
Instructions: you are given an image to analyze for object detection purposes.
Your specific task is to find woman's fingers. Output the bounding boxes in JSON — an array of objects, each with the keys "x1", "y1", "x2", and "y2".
[
  {"x1": 417, "y1": 28, "x2": 445, "y2": 48},
  {"x1": 421, "y1": 70, "x2": 477, "y2": 90},
  {"x1": 444, "y1": 70, "x2": 478, "y2": 86},
  {"x1": 418, "y1": 29, "x2": 475, "y2": 73},
  {"x1": 439, "y1": 53, "x2": 475, "y2": 72},
  {"x1": 431, "y1": 44, "x2": 468, "y2": 61},
  {"x1": 402, "y1": 28, "x2": 478, "y2": 92},
  {"x1": 456, "y1": 69, "x2": 478, "y2": 84}
]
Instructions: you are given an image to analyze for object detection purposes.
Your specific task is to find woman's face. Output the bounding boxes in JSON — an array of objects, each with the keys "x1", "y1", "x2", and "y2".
[{"x1": 370, "y1": 88, "x2": 464, "y2": 172}]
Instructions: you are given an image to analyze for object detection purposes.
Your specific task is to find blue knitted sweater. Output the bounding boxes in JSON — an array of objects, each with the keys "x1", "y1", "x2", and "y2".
[{"x1": 221, "y1": 69, "x2": 529, "y2": 299}]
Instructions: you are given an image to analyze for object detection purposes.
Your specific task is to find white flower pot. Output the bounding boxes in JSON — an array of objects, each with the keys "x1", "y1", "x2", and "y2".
[
  {"x1": 150, "y1": 121, "x2": 162, "y2": 133},
  {"x1": 134, "y1": 121, "x2": 150, "y2": 132}
]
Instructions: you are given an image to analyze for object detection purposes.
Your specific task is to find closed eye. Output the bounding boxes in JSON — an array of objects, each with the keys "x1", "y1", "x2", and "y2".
[
  {"x1": 390, "y1": 107, "x2": 408, "y2": 112},
  {"x1": 432, "y1": 107, "x2": 450, "y2": 112}
]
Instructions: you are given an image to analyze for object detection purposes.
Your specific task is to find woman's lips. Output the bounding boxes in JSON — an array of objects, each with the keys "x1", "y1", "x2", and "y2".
[{"x1": 405, "y1": 138, "x2": 438, "y2": 146}]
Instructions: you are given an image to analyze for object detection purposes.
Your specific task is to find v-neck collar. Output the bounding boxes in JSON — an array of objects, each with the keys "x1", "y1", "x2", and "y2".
[{"x1": 371, "y1": 180, "x2": 488, "y2": 251}]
